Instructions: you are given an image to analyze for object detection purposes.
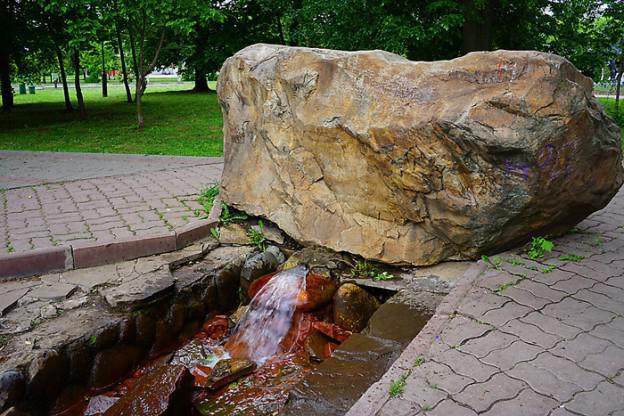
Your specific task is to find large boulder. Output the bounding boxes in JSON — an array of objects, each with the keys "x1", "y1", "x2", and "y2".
[{"x1": 217, "y1": 44, "x2": 623, "y2": 265}]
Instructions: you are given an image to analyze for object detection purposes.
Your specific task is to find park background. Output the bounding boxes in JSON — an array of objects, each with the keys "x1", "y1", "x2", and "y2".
[{"x1": 0, "y1": 0, "x2": 623, "y2": 156}]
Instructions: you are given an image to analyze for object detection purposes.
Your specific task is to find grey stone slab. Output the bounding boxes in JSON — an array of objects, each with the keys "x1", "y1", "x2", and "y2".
[
  {"x1": 27, "y1": 282, "x2": 77, "y2": 300},
  {"x1": 0, "y1": 287, "x2": 29, "y2": 315},
  {"x1": 100, "y1": 266, "x2": 174, "y2": 309}
]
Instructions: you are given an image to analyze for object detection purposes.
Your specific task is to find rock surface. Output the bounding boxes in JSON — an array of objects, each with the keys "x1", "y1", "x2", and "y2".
[
  {"x1": 333, "y1": 283, "x2": 379, "y2": 332},
  {"x1": 218, "y1": 44, "x2": 623, "y2": 265}
]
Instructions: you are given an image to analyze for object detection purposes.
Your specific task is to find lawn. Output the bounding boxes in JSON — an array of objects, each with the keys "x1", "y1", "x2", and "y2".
[
  {"x1": 0, "y1": 82, "x2": 223, "y2": 156},
  {"x1": 599, "y1": 97, "x2": 624, "y2": 151}
]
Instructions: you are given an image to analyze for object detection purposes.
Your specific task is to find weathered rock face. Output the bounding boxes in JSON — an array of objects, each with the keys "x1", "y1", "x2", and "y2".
[{"x1": 218, "y1": 44, "x2": 623, "y2": 265}]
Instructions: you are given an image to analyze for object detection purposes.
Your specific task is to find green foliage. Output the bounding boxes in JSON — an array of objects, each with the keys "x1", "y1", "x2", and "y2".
[
  {"x1": 528, "y1": 237, "x2": 554, "y2": 260},
  {"x1": 560, "y1": 254, "x2": 584, "y2": 262},
  {"x1": 351, "y1": 260, "x2": 394, "y2": 281},
  {"x1": 210, "y1": 227, "x2": 219, "y2": 240},
  {"x1": 197, "y1": 183, "x2": 219, "y2": 215},
  {"x1": 541, "y1": 264, "x2": 556, "y2": 273},
  {"x1": 389, "y1": 372, "x2": 409, "y2": 397},
  {"x1": 0, "y1": 335, "x2": 8, "y2": 349},
  {"x1": 414, "y1": 356, "x2": 426, "y2": 366},
  {"x1": 590, "y1": 236, "x2": 604, "y2": 247},
  {"x1": 88, "y1": 335, "x2": 97, "y2": 346},
  {"x1": 247, "y1": 220, "x2": 267, "y2": 251},
  {"x1": 219, "y1": 202, "x2": 248, "y2": 225},
  {"x1": 6, "y1": 243, "x2": 14, "y2": 254},
  {"x1": 507, "y1": 257, "x2": 525, "y2": 266},
  {"x1": 422, "y1": 404, "x2": 432, "y2": 412}
]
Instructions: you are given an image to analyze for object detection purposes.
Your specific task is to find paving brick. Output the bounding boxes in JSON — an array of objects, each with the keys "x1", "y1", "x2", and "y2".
[
  {"x1": 515, "y1": 279, "x2": 567, "y2": 302},
  {"x1": 579, "y1": 345, "x2": 624, "y2": 378},
  {"x1": 432, "y1": 349, "x2": 498, "y2": 383},
  {"x1": 480, "y1": 389, "x2": 557, "y2": 416},
  {"x1": 551, "y1": 332, "x2": 612, "y2": 362},
  {"x1": 459, "y1": 331, "x2": 517, "y2": 359},
  {"x1": 520, "y1": 311, "x2": 582, "y2": 340},
  {"x1": 413, "y1": 362, "x2": 473, "y2": 395},
  {"x1": 454, "y1": 372, "x2": 525, "y2": 413},
  {"x1": 566, "y1": 381, "x2": 624, "y2": 416},
  {"x1": 551, "y1": 275, "x2": 596, "y2": 294},
  {"x1": 507, "y1": 361, "x2": 582, "y2": 402},
  {"x1": 499, "y1": 319, "x2": 560, "y2": 349},
  {"x1": 480, "y1": 302, "x2": 532, "y2": 327},
  {"x1": 456, "y1": 288, "x2": 508, "y2": 319},
  {"x1": 401, "y1": 373, "x2": 447, "y2": 409},
  {"x1": 542, "y1": 298, "x2": 615, "y2": 330},
  {"x1": 502, "y1": 286, "x2": 551, "y2": 310},
  {"x1": 530, "y1": 352, "x2": 603, "y2": 391},
  {"x1": 590, "y1": 322, "x2": 624, "y2": 349},
  {"x1": 480, "y1": 339, "x2": 543, "y2": 371},
  {"x1": 376, "y1": 398, "x2": 421, "y2": 416},
  {"x1": 573, "y1": 289, "x2": 624, "y2": 315},
  {"x1": 428, "y1": 400, "x2": 477, "y2": 416}
]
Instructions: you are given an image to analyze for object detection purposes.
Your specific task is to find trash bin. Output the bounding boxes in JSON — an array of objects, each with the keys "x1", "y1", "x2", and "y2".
[
  {"x1": 19, "y1": 84, "x2": 26, "y2": 95},
  {"x1": 28, "y1": 85, "x2": 36, "y2": 94}
]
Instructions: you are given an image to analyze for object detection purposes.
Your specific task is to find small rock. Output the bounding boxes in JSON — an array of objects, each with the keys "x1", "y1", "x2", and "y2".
[
  {"x1": 218, "y1": 223, "x2": 250, "y2": 245},
  {"x1": 240, "y1": 246, "x2": 285, "y2": 295},
  {"x1": 253, "y1": 222, "x2": 286, "y2": 245},
  {"x1": 0, "y1": 371, "x2": 25, "y2": 410},
  {"x1": 281, "y1": 246, "x2": 349, "y2": 278},
  {"x1": 304, "y1": 330, "x2": 335, "y2": 363},
  {"x1": 89, "y1": 345, "x2": 142, "y2": 389},
  {"x1": 85, "y1": 395, "x2": 119, "y2": 416},
  {"x1": 60, "y1": 296, "x2": 89, "y2": 311},
  {"x1": 215, "y1": 263, "x2": 242, "y2": 311},
  {"x1": 229, "y1": 305, "x2": 248, "y2": 327},
  {"x1": 206, "y1": 358, "x2": 256, "y2": 390},
  {"x1": 103, "y1": 364, "x2": 190, "y2": 416},
  {"x1": 333, "y1": 284, "x2": 380, "y2": 332},
  {"x1": 40, "y1": 304, "x2": 57, "y2": 319}
]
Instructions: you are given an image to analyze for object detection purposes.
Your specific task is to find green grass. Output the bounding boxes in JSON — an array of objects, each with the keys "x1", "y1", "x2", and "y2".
[
  {"x1": 599, "y1": 98, "x2": 624, "y2": 152},
  {"x1": 0, "y1": 82, "x2": 223, "y2": 156}
]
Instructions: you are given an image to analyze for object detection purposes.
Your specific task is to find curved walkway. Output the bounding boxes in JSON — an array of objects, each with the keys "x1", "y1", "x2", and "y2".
[
  {"x1": 349, "y1": 188, "x2": 624, "y2": 416},
  {"x1": 0, "y1": 152, "x2": 223, "y2": 276}
]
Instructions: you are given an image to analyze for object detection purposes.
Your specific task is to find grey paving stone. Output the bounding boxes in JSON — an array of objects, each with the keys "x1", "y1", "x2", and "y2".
[
  {"x1": 579, "y1": 345, "x2": 624, "y2": 379},
  {"x1": 499, "y1": 319, "x2": 560, "y2": 349},
  {"x1": 520, "y1": 311, "x2": 583, "y2": 340},
  {"x1": 551, "y1": 332, "x2": 613, "y2": 362},
  {"x1": 542, "y1": 298, "x2": 615, "y2": 330},
  {"x1": 428, "y1": 400, "x2": 477, "y2": 416},
  {"x1": 459, "y1": 330, "x2": 517, "y2": 359},
  {"x1": 375, "y1": 398, "x2": 421, "y2": 416},
  {"x1": 454, "y1": 372, "x2": 525, "y2": 413},
  {"x1": 480, "y1": 389, "x2": 558, "y2": 416},
  {"x1": 27, "y1": 282, "x2": 77, "y2": 300},
  {"x1": 432, "y1": 349, "x2": 498, "y2": 383},
  {"x1": 507, "y1": 361, "x2": 582, "y2": 402},
  {"x1": 480, "y1": 302, "x2": 532, "y2": 327},
  {"x1": 401, "y1": 372, "x2": 447, "y2": 409},
  {"x1": 530, "y1": 352, "x2": 604, "y2": 391},
  {"x1": 566, "y1": 381, "x2": 624, "y2": 416},
  {"x1": 479, "y1": 339, "x2": 543, "y2": 371},
  {"x1": 414, "y1": 362, "x2": 474, "y2": 395},
  {"x1": 437, "y1": 315, "x2": 492, "y2": 348}
]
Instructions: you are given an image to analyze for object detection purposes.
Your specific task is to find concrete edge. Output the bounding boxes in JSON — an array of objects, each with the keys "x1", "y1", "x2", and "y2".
[
  {"x1": 345, "y1": 260, "x2": 488, "y2": 416},
  {"x1": 0, "y1": 218, "x2": 220, "y2": 280}
]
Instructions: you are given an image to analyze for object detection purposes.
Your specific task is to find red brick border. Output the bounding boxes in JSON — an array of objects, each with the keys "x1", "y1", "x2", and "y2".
[
  {"x1": 0, "y1": 217, "x2": 220, "y2": 280},
  {"x1": 345, "y1": 260, "x2": 488, "y2": 416}
]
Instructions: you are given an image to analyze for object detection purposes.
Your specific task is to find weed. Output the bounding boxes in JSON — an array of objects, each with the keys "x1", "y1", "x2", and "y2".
[
  {"x1": 527, "y1": 265, "x2": 539, "y2": 271},
  {"x1": 590, "y1": 236, "x2": 604, "y2": 247},
  {"x1": 219, "y1": 202, "x2": 248, "y2": 225},
  {"x1": 0, "y1": 335, "x2": 8, "y2": 348},
  {"x1": 495, "y1": 281, "x2": 515, "y2": 293},
  {"x1": 528, "y1": 237, "x2": 554, "y2": 260},
  {"x1": 414, "y1": 355, "x2": 425, "y2": 366},
  {"x1": 372, "y1": 271, "x2": 394, "y2": 281},
  {"x1": 197, "y1": 183, "x2": 220, "y2": 215},
  {"x1": 210, "y1": 227, "x2": 220, "y2": 240},
  {"x1": 247, "y1": 220, "x2": 268, "y2": 251},
  {"x1": 422, "y1": 404, "x2": 432, "y2": 412},
  {"x1": 482, "y1": 255, "x2": 504, "y2": 270},
  {"x1": 507, "y1": 257, "x2": 525, "y2": 266},
  {"x1": 193, "y1": 208, "x2": 201, "y2": 217},
  {"x1": 351, "y1": 260, "x2": 379, "y2": 278},
  {"x1": 88, "y1": 335, "x2": 97, "y2": 346},
  {"x1": 541, "y1": 264, "x2": 556, "y2": 273},
  {"x1": 559, "y1": 254, "x2": 584, "y2": 262},
  {"x1": 6, "y1": 243, "x2": 14, "y2": 253},
  {"x1": 481, "y1": 255, "x2": 490, "y2": 263},
  {"x1": 389, "y1": 372, "x2": 409, "y2": 397}
]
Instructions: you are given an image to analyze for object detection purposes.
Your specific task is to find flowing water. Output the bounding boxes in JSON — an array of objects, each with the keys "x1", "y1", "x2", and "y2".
[{"x1": 225, "y1": 265, "x2": 309, "y2": 364}]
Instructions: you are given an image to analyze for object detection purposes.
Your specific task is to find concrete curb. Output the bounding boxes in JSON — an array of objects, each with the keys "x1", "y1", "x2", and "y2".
[
  {"x1": 345, "y1": 260, "x2": 488, "y2": 416},
  {"x1": 0, "y1": 218, "x2": 220, "y2": 280}
]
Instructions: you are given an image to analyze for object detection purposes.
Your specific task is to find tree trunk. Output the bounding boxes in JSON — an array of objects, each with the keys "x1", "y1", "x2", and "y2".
[
  {"x1": 56, "y1": 47, "x2": 73, "y2": 112},
  {"x1": 101, "y1": 41, "x2": 108, "y2": 97},
  {"x1": 193, "y1": 68, "x2": 210, "y2": 92},
  {"x1": 616, "y1": 58, "x2": 623, "y2": 114},
  {"x1": 128, "y1": 30, "x2": 140, "y2": 82},
  {"x1": 72, "y1": 49, "x2": 86, "y2": 119},
  {"x1": 0, "y1": 48, "x2": 13, "y2": 112},
  {"x1": 461, "y1": 0, "x2": 494, "y2": 54},
  {"x1": 136, "y1": 75, "x2": 145, "y2": 129},
  {"x1": 116, "y1": 22, "x2": 132, "y2": 103}
]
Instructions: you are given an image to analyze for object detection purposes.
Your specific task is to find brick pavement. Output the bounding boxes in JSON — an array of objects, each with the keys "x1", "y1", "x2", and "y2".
[
  {"x1": 349, "y1": 188, "x2": 624, "y2": 416},
  {"x1": 0, "y1": 153, "x2": 223, "y2": 255}
]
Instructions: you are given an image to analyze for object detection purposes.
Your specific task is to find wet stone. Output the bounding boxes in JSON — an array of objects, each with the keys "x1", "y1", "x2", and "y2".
[
  {"x1": 239, "y1": 246, "x2": 285, "y2": 295},
  {"x1": 0, "y1": 371, "x2": 25, "y2": 410},
  {"x1": 100, "y1": 267, "x2": 174, "y2": 310},
  {"x1": 333, "y1": 283, "x2": 379, "y2": 332},
  {"x1": 205, "y1": 358, "x2": 256, "y2": 390},
  {"x1": 89, "y1": 345, "x2": 142, "y2": 390}
]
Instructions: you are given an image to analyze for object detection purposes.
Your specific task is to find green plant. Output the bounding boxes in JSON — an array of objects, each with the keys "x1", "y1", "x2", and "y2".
[
  {"x1": 541, "y1": 264, "x2": 556, "y2": 273},
  {"x1": 590, "y1": 236, "x2": 604, "y2": 247},
  {"x1": 247, "y1": 220, "x2": 268, "y2": 251},
  {"x1": 560, "y1": 254, "x2": 584, "y2": 262},
  {"x1": 210, "y1": 227, "x2": 220, "y2": 240},
  {"x1": 219, "y1": 202, "x2": 248, "y2": 225},
  {"x1": 507, "y1": 257, "x2": 525, "y2": 266},
  {"x1": 6, "y1": 243, "x2": 14, "y2": 253},
  {"x1": 414, "y1": 355, "x2": 425, "y2": 366},
  {"x1": 372, "y1": 271, "x2": 394, "y2": 281},
  {"x1": 422, "y1": 404, "x2": 432, "y2": 412},
  {"x1": 197, "y1": 183, "x2": 220, "y2": 215},
  {"x1": 88, "y1": 335, "x2": 97, "y2": 346},
  {"x1": 0, "y1": 335, "x2": 8, "y2": 348},
  {"x1": 495, "y1": 281, "x2": 515, "y2": 293},
  {"x1": 351, "y1": 260, "x2": 379, "y2": 278},
  {"x1": 528, "y1": 237, "x2": 554, "y2": 260},
  {"x1": 389, "y1": 372, "x2": 409, "y2": 397}
]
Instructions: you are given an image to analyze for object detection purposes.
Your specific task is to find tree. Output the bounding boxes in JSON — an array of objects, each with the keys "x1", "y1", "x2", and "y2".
[{"x1": 119, "y1": 0, "x2": 220, "y2": 128}]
